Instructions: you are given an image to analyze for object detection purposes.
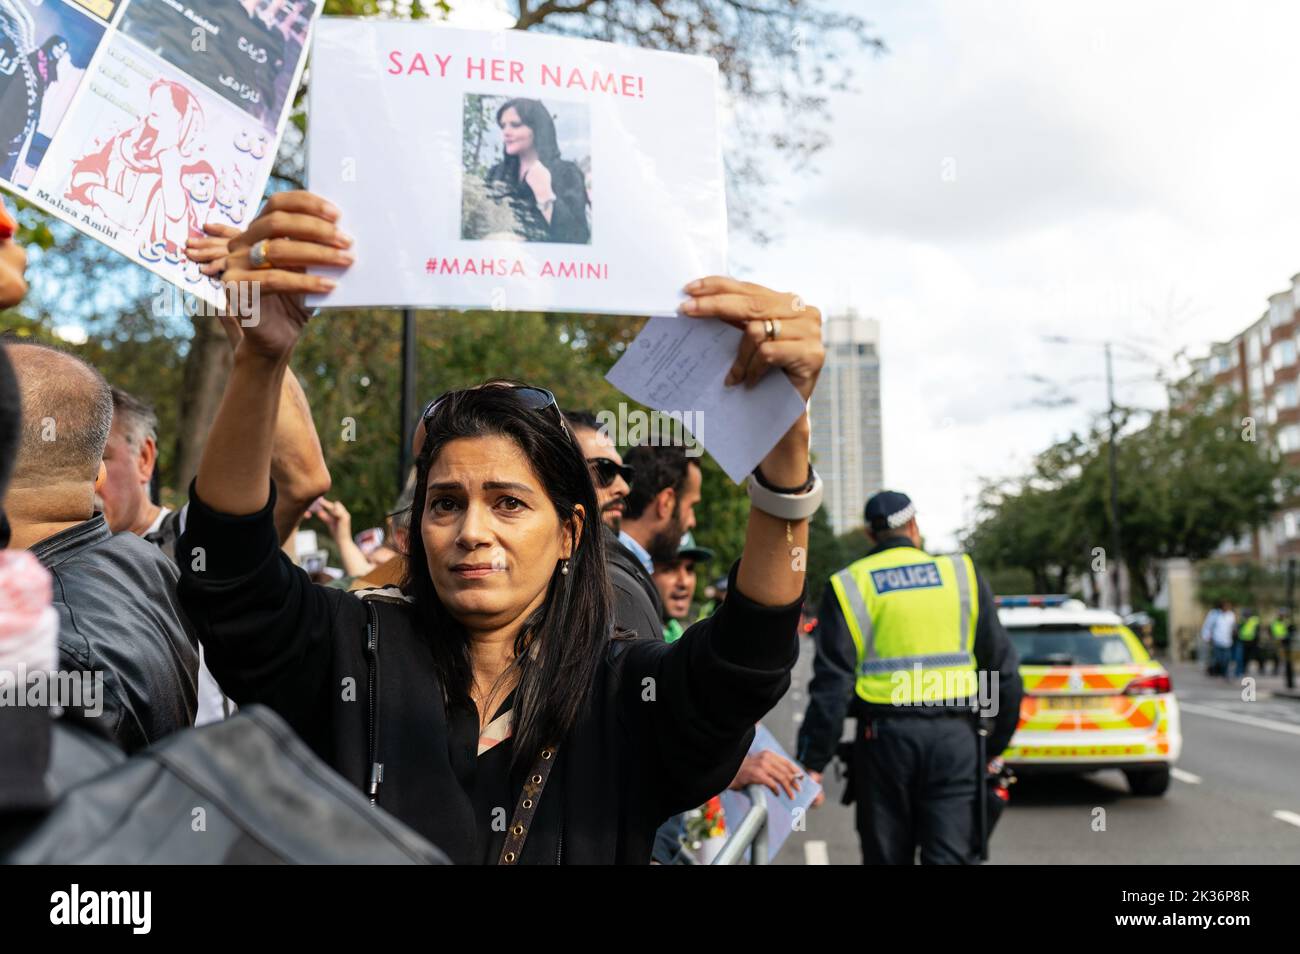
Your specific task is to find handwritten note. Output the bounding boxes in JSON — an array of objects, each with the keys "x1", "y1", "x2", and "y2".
[{"x1": 605, "y1": 317, "x2": 806, "y2": 482}]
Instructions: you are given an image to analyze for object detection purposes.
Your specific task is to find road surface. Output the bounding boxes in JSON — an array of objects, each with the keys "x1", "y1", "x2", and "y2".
[{"x1": 766, "y1": 638, "x2": 1300, "y2": 864}]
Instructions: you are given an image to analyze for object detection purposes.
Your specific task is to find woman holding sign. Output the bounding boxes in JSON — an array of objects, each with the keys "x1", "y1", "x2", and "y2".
[{"x1": 179, "y1": 191, "x2": 823, "y2": 864}]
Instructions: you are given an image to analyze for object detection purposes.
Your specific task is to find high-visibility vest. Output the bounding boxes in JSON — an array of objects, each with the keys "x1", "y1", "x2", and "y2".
[
  {"x1": 830, "y1": 546, "x2": 978, "y2": 706},
  {"x1": 1272, "y1": 619, "x2": 1289, "y2": 639},
  {"x1": 1240, "y1": 616, "x2": 1260, "y2": 641}
]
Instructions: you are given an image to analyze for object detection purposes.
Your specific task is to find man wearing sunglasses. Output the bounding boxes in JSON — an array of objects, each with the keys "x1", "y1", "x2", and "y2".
[{"x1": 564, "y1": 410, "x2": 664, "y2": 643}]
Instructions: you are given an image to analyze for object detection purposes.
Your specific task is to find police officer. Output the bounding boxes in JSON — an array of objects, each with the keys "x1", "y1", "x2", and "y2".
[
  {"x1": 797, "y1": 491, "x2": 1023, "y2": 864},
  {"x1": 1270, "y1": 610, "x2": 1291, "y2": 678},
  {"x1": 1237, "y1": 610, "x2": 1261, "y2": 677}
]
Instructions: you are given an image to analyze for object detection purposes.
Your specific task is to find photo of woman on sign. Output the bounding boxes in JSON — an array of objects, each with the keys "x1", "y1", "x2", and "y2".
[{"x1": 462, "y1": 95, "x2": 591, "y2": 245}]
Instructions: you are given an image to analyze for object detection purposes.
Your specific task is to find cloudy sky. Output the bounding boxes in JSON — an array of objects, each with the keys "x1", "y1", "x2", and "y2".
[{"x1": 733, "y1": 0, "x2": 1300, "y2": 548}]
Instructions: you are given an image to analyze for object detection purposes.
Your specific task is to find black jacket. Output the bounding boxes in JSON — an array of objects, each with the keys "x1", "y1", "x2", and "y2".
[
  {"x1": 796, "y1": 537, "x2": 1023, "y2": 772},
  {"x1": 604, "y1": 525, "x2": 666, "y2": 639},
  {"x1": 177, "y1": 484, "x2": 800, "y2": 864},
  {"x1": 31, "y1": 515, "x2": 198, "y2": 753}
]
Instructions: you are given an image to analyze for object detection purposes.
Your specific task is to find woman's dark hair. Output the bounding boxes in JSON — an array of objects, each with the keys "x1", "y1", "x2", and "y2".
[
  {"x1": 494, "y1": 98, "x2": 561, "y2": 179},
  {"x1": 623, "y1": 444, "x2": 699, "y2": 521},
  {"x1": 403, "y1": 383, "x2": 611, "y2": 768}
]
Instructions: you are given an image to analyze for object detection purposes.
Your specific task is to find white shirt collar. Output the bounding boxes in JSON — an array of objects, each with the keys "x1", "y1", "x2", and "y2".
[{"x1": 617, "y1": 530, "x2": 654, "y2": 575}]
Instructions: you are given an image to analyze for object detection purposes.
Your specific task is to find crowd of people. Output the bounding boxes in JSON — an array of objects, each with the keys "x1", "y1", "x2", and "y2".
[
  {"x1": 1, "y1": 183, "x2": 1037, "y2": 866},
  {"x1": 0, "y1": 191, "x2": 823, "y2": 864},
  {"x1": 1200, "y1": 601, "x2": 1292, "y2": 680}
]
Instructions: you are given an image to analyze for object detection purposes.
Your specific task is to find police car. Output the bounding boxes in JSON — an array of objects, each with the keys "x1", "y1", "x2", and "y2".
[{"x1": 997, "y1": 595, "x2": 1181, "y2": 796}]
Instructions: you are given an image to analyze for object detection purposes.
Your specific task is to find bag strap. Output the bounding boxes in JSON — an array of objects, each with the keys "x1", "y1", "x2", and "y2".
[{"x1": 496, "y1": 744, "x2": 558, "y2": 865}]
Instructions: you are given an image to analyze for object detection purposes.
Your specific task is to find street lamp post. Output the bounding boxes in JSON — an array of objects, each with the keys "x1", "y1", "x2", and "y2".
[
  {"x1": 1105, "y1": 343, "x2": 1125, "y2": 613},
  {"x1": 398, "y1": 308, "x2": 417, "y2": 495},
  {"x1": 1287, "y1": 558, "x2": 1296, "y2": 690},
  {"x1": 1041, "y1": 334, "x2": 1159, "y2": 613}
]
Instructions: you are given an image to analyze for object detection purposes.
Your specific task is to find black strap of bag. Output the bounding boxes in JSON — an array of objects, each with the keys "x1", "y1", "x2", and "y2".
[{"x1": 497, "y1": 744, "x2": 558, "y2": 865}]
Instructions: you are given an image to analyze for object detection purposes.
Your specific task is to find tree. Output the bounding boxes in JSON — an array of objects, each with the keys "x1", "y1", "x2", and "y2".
[
  {"x1": 1106, "y1": 388, "x2": 1291, "y2": 604},
  {"x1": 964, "y1": 433, "x2": 1095, "y2": 594},
  {"x1": 1197, "y1": 560, "x2": 1287, "y2": 612},
  {"x1": 802, "y1": 506, "x2": 845, "y2": 606},
  {"x1": 964, "y1": 385, "x2": 1293, "y2": 605}
]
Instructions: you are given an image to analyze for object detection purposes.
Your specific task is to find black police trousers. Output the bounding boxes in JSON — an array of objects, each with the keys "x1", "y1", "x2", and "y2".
[{"x1": 851, "y1": 715, "x2": 977, "y2": 865}]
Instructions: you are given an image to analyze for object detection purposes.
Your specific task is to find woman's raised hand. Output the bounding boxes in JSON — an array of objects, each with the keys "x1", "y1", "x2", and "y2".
[
  {"x1": 679, "y1": 277, "x2": 824, "y2": 402},
  {"x1": 202, "y1": 191, "x2": 354, "y2": 360}
]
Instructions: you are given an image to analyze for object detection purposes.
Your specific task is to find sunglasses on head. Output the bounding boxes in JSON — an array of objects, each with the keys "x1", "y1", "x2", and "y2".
[
  {"x1": 422, "y1": 383, "x2": 570, "y2": 440},
  {"x1": 588, "y1": 457, "x2": 635, "y2": 489}
]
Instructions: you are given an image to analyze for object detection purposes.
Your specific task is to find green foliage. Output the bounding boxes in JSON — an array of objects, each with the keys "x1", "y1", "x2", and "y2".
[
  {"x1": 802, "y1": 507, "x2": 844, "y2": 605},
  {"x1": 982, "y1": 565, "x2": 1038, "y2": 597},
  {"x1": 965, "y1": 385, "x2": 1293, "y2": 603},
  {"x1": 1196, "y1": 560, "x2": 1292, "y2": 613}
]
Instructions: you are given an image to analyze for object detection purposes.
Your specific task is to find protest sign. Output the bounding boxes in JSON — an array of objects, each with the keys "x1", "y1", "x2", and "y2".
[
  {"x1": 0, "y1": 0, "x2": 318, "y2": 306},
  {"x1": 306, "y1": 20, "x2": 726, "y2": 315},
  {"x1": 718, "y1": 724, "x2": 821, "y2": 863}
]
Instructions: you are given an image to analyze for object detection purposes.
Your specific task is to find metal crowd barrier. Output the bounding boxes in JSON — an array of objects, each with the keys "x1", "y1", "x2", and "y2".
[{"x1": 710, "y1": 784, "x2": 771, "y2": 865}]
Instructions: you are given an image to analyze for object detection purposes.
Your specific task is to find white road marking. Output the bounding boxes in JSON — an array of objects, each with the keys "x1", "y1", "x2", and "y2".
[
  {"x1": 1171, "y1": 768, "x2": 1201, "y2": 785},
  {"x1": 1179, "y1": 702, "x2": 1300, "y2": 738},
  {"x1": 1271, "y1": 810, "x2": 1300, "y2": 829},
  {"x1": 804, "y1": 840, "x2": 829, "y2": 865}
]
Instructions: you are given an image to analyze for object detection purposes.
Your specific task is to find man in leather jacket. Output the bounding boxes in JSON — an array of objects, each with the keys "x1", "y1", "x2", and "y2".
[
  {"x1": 4, "y1": 341, "x2": 197, "y2": 753},
  {"x1": 564, "y1": 411, "x2": 666, "y2": 640}
]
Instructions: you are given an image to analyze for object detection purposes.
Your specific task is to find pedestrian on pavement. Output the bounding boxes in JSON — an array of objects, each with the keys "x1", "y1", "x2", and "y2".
[
  {"x1": 1207, "y1": 601, "x2": 1235, "y2": 679},
  {"x1": 796, "y1": 490, "x2": 1023, "y2": 865},
  {"x1": 1270, "y1": 610, "x2": 1291, "y2": 678},
  {"x1": 1200, "y1": 602, "x2": 1221, "y2": 674},
  {"x1": 1236, "y1": 609, "x2": 1262, "y2": 677}
]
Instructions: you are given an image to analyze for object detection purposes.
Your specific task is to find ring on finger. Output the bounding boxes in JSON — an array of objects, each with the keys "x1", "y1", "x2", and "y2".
[
  {"x1": 771, "y1": 318, "x2": 782, "y2": 341},
  {"x1": 764, "y1": 318, "x2": 776, "y2": 341},
  {"x1": 249, "y1": 239, "x2": 273, "y2": 270}
]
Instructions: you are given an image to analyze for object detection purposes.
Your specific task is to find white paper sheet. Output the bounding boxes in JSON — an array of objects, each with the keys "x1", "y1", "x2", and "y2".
[{"x1": 605, "y1": 316, "x2": 806, "y2": 482}]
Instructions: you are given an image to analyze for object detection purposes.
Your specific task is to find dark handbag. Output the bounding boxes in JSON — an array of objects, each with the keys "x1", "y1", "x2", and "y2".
[{"x1": 6, "y1": 705, "x2": 449, "y2": 864}]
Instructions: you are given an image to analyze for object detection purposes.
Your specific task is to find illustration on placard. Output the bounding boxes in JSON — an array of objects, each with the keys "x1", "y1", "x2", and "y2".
[{"x1": 31, "y1": 35, "x2": 278, "y2": 295}]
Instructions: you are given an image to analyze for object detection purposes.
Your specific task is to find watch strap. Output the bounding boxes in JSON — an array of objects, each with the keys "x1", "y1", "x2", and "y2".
[{"x1": 745, "y1": 470, "x2": 824, "y2": 521}]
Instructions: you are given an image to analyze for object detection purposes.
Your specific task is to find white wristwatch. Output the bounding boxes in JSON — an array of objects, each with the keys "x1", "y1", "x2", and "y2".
[{"x1": 745, "y1": 469, "x2": 824, "y2": 520}]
